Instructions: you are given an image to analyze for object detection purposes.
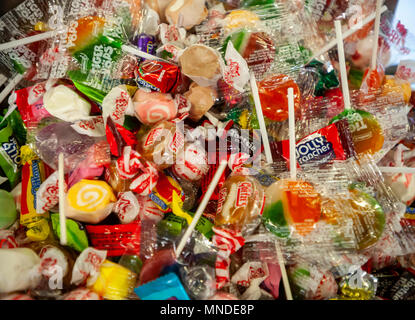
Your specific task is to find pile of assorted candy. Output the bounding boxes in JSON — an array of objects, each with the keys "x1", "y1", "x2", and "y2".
[{"x1": 0, "y1": 0, "x2": 415, "y2": 301}]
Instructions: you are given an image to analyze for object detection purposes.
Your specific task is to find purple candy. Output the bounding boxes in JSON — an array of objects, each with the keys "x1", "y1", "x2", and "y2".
[{"x1": 136, "y1": 34, "x2": 156, "y2": 61}]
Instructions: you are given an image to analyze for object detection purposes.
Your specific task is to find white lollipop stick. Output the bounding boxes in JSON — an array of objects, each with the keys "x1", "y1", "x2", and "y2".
[
  {"x1": 0, "y1": 74, "x2": 23, "y2": 104},
  {"x1": 175, "y1": 160, "x2": 228, "y2": 257},
  {"x1": 121, "y1": 44, "x2": 170, "y2": 63},
  {"x1": 250, "y1": 72, "x2": 273, "y2": 164},
  {"x1": 274, "y1": 240, "x2": 293, "y2": 300},
  {"x1": 335, "y1": 20, "x2": 352, "y2": 110},
  {"x1": 371, "y1": 0, "x2": 383, "y2": 70},
  {"x1": 58, "y1": 153, "x2": 67, "y2": 246},
  {"x1": 288, "y1": 87, "x2": 297, "y2": 181},
  {"x1": 0, "y1": 31, "x2": 56, "y2": 52},
  {"x1": 379, "y1": 167, "x2": 415, "y2": 174},
  {"x1": 309, "y1": 5, "x2": 387, "y2": 63}
]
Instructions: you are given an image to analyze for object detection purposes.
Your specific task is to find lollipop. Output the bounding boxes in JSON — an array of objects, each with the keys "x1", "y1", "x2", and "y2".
[
  {"x1": 330, "y1": 20, "x2": 384, "y2": 156},
  {"x1": 322, "y1": 186, "x2": 386, "y2": 251},
  {"x1": 329, "y1": 109, "x2": 384, "y2": 156},
  {"x1": 222, "y1": 29, "x2": 275, "y2": 79},
  {"x1": 262, "y1": 179, "x2": 322, "y2": 238},
  {"x1": 257, "y1": 74, "x2": 301, "y2": 122}
]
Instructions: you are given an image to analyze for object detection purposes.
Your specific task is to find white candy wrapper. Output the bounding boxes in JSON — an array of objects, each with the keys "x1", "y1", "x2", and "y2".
[
  {"x1": 71, "y1": 247, "x2": 107, "y2": 287},
  {"x1": 222, "y1": 41, "x2": 250, "y2": 93},
  {"x1": 63, "y1": 288, "x2": 101, "y2": 300},
  {"x1": 36, "y1": 171, "x2": 67, "y2": 214},
  {"x1": 71, "y1": 116, "x2": 106, "y2": 137},
  {"x1": 43, "y1": 85, "x2": 92, "y2": 122},
  {"x1": 114, "y1": 191, "x2": 140, "y2": 224},
  {"x1": 159, "y1": 23, "x2": 187, "y2": 45},
  {"x1": 0, "y1": 248, "x2": 41, "y2": 294},
  {"x1": 102, "y1": 85, "x2": 135, "y2": 127}
]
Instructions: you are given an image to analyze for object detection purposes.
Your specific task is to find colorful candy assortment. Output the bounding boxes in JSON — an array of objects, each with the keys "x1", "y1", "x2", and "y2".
[{"x1": 0, "y1": 0, "x2": 415, "y2": 301}]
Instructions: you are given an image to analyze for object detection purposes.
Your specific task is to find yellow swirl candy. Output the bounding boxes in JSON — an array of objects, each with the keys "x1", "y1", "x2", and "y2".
[{"x1": 67, "y1": 179, "x2": 116, "y2": 213}]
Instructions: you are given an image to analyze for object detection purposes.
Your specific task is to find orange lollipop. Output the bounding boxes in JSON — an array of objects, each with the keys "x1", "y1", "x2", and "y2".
[
  {"x1": 67, "y1": 16, "x2": 106, "y2": 53},
  {"x1": 263, "y1": 179, "x2": 321, "y2": 237},
  {"x1": 257, "y1": 74, "x2": 301, "y2": 122}
]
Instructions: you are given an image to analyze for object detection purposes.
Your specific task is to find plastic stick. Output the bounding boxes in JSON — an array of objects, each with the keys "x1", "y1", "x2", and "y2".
[
  {"x1": 250, "y1": 72, "x2": 273, "y2": 164},
  {"x1": 371, "y1": 0, "x2": 383, "y2": 70},
  {"x1": 121, "y1": 44, "x2": 169, "y2": 62},
  {"x1": 288, "y1": 87, "x2": 297, "y2": 180},
  {"x1": 175, "y1": 160, "x2": 228, "y2": 257},
  {"x1": 58, "y1": 153, "x2": 67, "y2": 246},
  {"x1": 0, "y1": 31, "x2": 56, "y2": 52},
  {"x1": 335, "y1": 20, "x2": 352, "y2": 110},
  {"x1": 308, "y1": 5, "x2": 387, "y2": 63},
  {"x1": 0, "y1": 74, "x2": 23, "y2": 104},
  {"x1": 274, "y1": 240, "x2": 293, "y2": 300},
  {"x1": 379, "y1": 167, "x2": 415, "y2": 174}
]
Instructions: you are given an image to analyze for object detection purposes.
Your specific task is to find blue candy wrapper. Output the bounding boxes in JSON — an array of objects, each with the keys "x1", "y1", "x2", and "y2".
[{"x1": 134, "y1": 273, "x2": 190, "y2": 300}]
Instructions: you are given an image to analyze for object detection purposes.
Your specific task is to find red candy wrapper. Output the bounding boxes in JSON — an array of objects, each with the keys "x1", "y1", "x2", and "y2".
[
  {"x1": 86, "y1": 222, "x2": 141, "y2": 257},
  {"x1": 212, "y1": 227, "x2": 245, "y2": 290},
  {"x1": 106, "y1": 117, "x2": 138, "y2": 157},
  {"x1": 136, "y1": 60, "x2": 181, "y2": 93},
  {"x1": 271, "y1": 119, "x2": 356, "y2": 169},
  {"x1": 116, "y1": 146, "x2": 159, "y2": 196}
]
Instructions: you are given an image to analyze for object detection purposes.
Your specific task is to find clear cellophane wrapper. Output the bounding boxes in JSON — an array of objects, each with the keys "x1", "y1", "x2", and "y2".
[
  {"x1": 328, "y1": 156, "x2": 415, "y2": 266},
  {"x1": 195, "y1": 1, "x2": 324, "y2": 82},
  {"x1": 35, "y1": 0, "x2": 142, "y2": 96},
  {"x1": 264, "y1": 152, "x2": 414, "y2": 275},
  {"x1": 379, "y1": 10, "x2": 415, "y2": 65},
  {"x1": 0, "y1": 0, "x2": 64, "y2": 82},
  {"x1": 295, "y1": 87, "x2": 410, "y2": 163}
]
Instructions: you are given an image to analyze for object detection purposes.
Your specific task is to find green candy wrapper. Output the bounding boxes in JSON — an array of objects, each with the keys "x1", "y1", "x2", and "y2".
[
  {"x1": 51, "y1": 213, "x2": 89, "y2": 252},
  {"x1": 0, "y1": 121, "x2": 21, "y2": 187}
]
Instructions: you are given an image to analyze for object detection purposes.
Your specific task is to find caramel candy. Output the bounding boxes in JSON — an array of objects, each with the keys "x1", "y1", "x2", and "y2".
[
  {"x1": 165, "y1": 0, "x2": 208, "y2": 30},
  {"x1": 215, "y1": 174, "x2": 265, "y2": 232},
  {"x1": 105, "y1": 161, "x2": 132, "y2": 194},
  {"x1": 184, "y1": 83, "x2": 218, "y2": 121},
  {"x1": 179, "y1": 45, "x2": 222, "y2": 87}
]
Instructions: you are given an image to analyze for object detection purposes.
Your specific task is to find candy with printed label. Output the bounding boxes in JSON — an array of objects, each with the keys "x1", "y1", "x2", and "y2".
[
  {"x1": 136, "y1": 60, "x2": 181, "y2": 93},
  {"x1": 330, "y1": 108, "x2": 384, "y2": 156},
  {"x1": 215, "y1": 174, "x2": 265, "y2": 232},
  {"x1": 138, "y1": 120, "x2": 185, "y2": 170}
]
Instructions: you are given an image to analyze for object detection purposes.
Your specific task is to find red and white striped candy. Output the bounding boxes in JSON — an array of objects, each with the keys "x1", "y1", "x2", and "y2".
[
  {"x1": 212, "y1": 227, "x2": 245, "y2": 289},
  {"x1": 114, "y1": 191, "x2": 141, "y2": 224}
]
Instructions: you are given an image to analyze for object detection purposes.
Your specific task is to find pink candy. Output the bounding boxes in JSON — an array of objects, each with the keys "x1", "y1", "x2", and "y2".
[{"x1": 133, "y1": 89, "x2": 178, "y2": 125}]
